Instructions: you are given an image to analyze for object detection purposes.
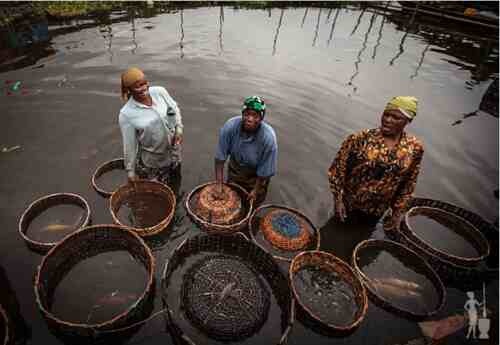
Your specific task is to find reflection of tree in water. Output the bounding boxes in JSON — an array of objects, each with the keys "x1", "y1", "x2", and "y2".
[
  {"x1": 389, "y1": 3, "x2": 419, "y2": 66},
  {"x1": 272, "y1": 9, "x2": 285, "y2": 56},
  {"x1": 312, "y1": 8, "x2": 322, "y2": 47},
  {"x1": 410, "y1": 42, "x2": 430, "y2": 79},
  {"x1": 350, "y1": 7, "x2": 366, "y2": 36},
  {"x1": 179, "y1": 9, "x2": 184, "y2": 59},
  {"x1": 327, "y1": 8, "x2": 341, "y2": 46},
  {"x1": 129, "y1": 10, "x2": 138, "y2": 55},
  {"x1": 325, "y1": 8, "x2": 333, "y2": 23},
  {"x1": 301, "y1": 8, "x2": 308, "y2": 28},
  {"x1": 452, "y1": 77, "x2": 499, "y2": 125},
  {"x1": 371, "y1": 2, "x2": 389, "y2": 60}
]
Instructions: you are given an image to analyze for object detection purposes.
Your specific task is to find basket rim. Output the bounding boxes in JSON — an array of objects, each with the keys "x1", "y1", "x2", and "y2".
[
  {"x1": 403, "y1": 206, "x2": 491, "y2": 263},
  {"x1": 289, "y1": 250, "x2": 368, "y2": 332},
  {"x1": 352, "y1": 239, "x2": 446, "y2": 318},
  {"x1": 18, "y1": 192, "x2": 91, "y2": 251},
  {"x1": 33, "y1": 224, "x2": 155, "y2": 330},
  {"x1": 249, "y1": 204, "x2": 321, "y2": 262},
  {"x1": 91, "y1": 158, "x2": 125, "y2": 197},
  {"x1": 184, "y1": 181, "x2": 253, "y2": 233},
  {"x1": 0, "y1": 304, "x2": 9, "y2": 345},
  {"x1": 109, "y1": 179, "x2": 176, "y2": 237}
]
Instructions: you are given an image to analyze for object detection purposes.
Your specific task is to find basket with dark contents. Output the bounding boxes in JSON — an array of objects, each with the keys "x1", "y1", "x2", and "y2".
[
  {"x1": 185, "y1": 182, "x2": 253, "y2": 235},
  {"x1": 34, "y1": 225, "x2": 155, "y2": 343},
  {"x1": 161, "y1": 233, "x2": 294, "y2": 345},
  {"x1": 249, "y1": 205, "x2": 320, "y2": 262},
  {"x1": 352, "y1": 239, "x2": 446, "y2": 320},
  {"x1": 290, "y1": 251, "x2": 367, "y2": 334},
  {"x1": 387, "y1": 197, "x2": 498, "y2": 288},
  {"x1": 0, "y1": 304, "x2": 8, "y2": 345},
  {"x1": 18, "y1": 193, "x2": 91, "y2": 254},
  {"x1": 92, "y1": 158, "x2": 127, "y2": 197},
  {"x1": 110, "y1": 179, "x2": 176, "y2": 237}
]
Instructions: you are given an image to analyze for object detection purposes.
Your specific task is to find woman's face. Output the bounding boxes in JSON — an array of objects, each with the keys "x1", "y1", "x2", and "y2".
[
  {"x1": 130, "y1": 78, "x2": 149, "y2": 100},
  {"x1": 381, "y1": 109, "x2": 409, "y2": 136},
  {"x1": 242, "y1": 109, "x2": 262, "y2": 132}
]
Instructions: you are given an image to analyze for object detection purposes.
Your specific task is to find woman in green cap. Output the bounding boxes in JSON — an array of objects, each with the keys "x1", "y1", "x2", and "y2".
[
  {"x1": 328, "y1": 96, "x2": 424, "y2": 229},
  {"x1": 214, "y1": 96, "x2": 278, "y2": 205}
]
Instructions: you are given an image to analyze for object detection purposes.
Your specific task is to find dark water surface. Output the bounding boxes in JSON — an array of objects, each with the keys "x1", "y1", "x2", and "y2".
[
  {"x1": 96, "y1": 167, "x2": 127, "y2": 194},
  {"x1": 0, "y1": 3, "x2": 498, "y2": 345},
  {"x1": 116, "y1": 192, "x2": 171, "y2": 228}
]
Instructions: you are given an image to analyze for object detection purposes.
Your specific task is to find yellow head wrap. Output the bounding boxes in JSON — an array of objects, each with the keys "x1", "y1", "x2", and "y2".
[
  {"x1": 121, "y1": 67, "x2": 145, "y2": 101},
  {"x1": 385, "y1": 96, "x2": 418, "y2": 121}
]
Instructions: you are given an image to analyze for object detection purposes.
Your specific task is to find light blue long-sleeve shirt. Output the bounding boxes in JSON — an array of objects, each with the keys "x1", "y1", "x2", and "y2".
[
  {"x1": 119, "y1": 86, "x2": 183, "y2": 178},
  {"x1": 215, "y1": 116, "x2": 278, "y2": 177}
]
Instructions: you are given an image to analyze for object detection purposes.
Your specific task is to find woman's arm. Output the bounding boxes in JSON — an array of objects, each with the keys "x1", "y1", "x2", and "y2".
[{"x1": 119, "y1": 114, "x2": 138, "y2": 180}]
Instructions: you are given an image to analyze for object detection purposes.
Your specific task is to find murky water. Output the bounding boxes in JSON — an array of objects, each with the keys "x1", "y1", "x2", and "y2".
[
  {"x1": 116, "y1": 192, "x2": 171, "y2": 228},
  {"x1": 357, "y1": 248, "x2": 441, "y2": 316},
  {"x1": 96, "y1": 167, "x2": 127, "y2": 194},
  {"x1": 27, "y1": 204, "x2": 86, "y2": 243},
  {"x1": 293, "y1": 265, "x2": 358, "y2": 327},
  {"x1": 0, "y1": 3, "x2": 498, "y2": 345},
  {"x1": 50, "y1": 250, "x2": 148, "y2": 324},
  {"x1": 408, "y1": 214, "x2": 481, "y2": 258}
]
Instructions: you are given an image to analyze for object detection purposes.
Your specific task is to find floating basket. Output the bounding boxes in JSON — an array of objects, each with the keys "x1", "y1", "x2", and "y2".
[
  {"x1": 92, "y1": 158, "x2": 125, "y2": 197},
  {"x1": 19, "y1": 193, "x2": 91, "y2": 254},
  {"x1": 161, "y1": 233, "x2": 294, "y2": 345},
  {"x1": 352, "y1": 239, "x2": 446, "y2": 320},
  {"x1": 110, "y1": 180, "x2": 176, "y2": 237},
  {"x1": 387, "y1": 197, "x2": 498, "y2": 287},
  {"x1": 249, "y1": 205, "x2": 320, "y2": 262},
  {"x1": 185, "y1": 182, "x2": 253, "y2": 235},
  {"x1": 34, "y1": 225, "x2": 155, "y2": 340},
  {"x1": 0, "y1": 304, "x2": 8, "y2": 345},
  {"x1": 290, "y1": 251, "x2": 367, "y2": 333}
]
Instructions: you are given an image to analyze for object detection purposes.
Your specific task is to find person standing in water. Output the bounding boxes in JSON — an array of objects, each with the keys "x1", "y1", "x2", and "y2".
[
  {"x1": 328, "y1": 96, "x2": 424, "y2": 228},
  {"x1": 214, "y1": 96, "x2": 278, "y2": 205},
  {"x1": 464, "y1": 291, "x2": 482, "y2": 339},
  {"x1": 119, "y1": 67, "x2": 183, "y2": 192}
]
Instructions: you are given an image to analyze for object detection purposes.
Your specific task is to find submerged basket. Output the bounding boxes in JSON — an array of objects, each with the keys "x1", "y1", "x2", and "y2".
[
  {"x1": 0, "y1": 304, "x2": 8, "y2": 345},
  {"x1": 110, "y1": 179, "x2": 176, "y2": 237},
  {"x1": 387, "y1": 197, "x2": 498, "y2": 287},
  {"x1": 249, "y1": 205, "x2": 320, "y2": 262},
  {"x1": 185, "y1": 182, "x2": 253, "y2": 235},
  {"x1": 352, "y1": 239, "x2": 446, "y2": 320},
  {"x1": 161, "y1": 233, "x2": 294, "y2": 345},
  {"x1": 34, "y1": 225, "x2": 155, "y2": 339},
  {"x1": 19, "y1": 193, "x2": 91, "y2": 254},
  {"x1": 290, "y1": 251, "x2": 367, "y2": 333},
  {"x1": 92, "y1": 158, "x2": 125, "y2": 197}
]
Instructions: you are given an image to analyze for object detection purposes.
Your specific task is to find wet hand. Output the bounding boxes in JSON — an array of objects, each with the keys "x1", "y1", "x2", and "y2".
[
  {"x1": 173, "y1": 134, "x2": 183, "y2": 146},
  {"x1": 248, "y1": 189, "x2": 257, "y2": 203},
  {"x1": 334, "y1": 198, "x2": 347, "y2": 222}
]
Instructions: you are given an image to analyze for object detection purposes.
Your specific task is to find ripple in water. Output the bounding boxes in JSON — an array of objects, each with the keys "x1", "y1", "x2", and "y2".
[
  {"x1": 27, "y1": 204, "x2": 86, "y2": 243},
  {"x1": 293, "y1": 265, "x2": 358, "y2": 327},
  {"x1": 116, "y1": 193, "x2": 171, "y2": 228}
]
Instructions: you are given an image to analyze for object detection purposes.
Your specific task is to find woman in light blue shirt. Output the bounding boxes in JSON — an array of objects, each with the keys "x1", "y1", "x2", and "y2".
[{"x1": 119, "y1": 67, "x2": 183, "y2": 191}]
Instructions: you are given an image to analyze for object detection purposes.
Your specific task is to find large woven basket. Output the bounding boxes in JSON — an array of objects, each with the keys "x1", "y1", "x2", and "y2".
[
  {"x1": 249, "y1": 204, "x2": 320, "y2": 262},
  {"x1": 185, "y1": 182, "x2": 253, "y2": 235},
  {"x1": 92, "y1": 158, "x2": 125, "y2": 197},
  {"x1": 386, "y1": 197, "x2": 498, "y2": 288},
  {"x1": 161, "y1": 233, "x2": 294, "y2": 345},
  {"x1": 352, "y1": 239, "x2": 446, "y2": 320},
  {"x1": 34, "y1": 225, "x2": 155, "y2": 342},
  {"x1": 0, "y1": 304, "x2": 8, "y2": 345},
  {"x1": 110, "y1": 179, "x2": 176, "y2": 237},
  {"x1": 290, "y1": 251, "x2": 367, "y2": 333},
  {"x1": 18, "y1": 193, "x2": 91, "y2": 254}
]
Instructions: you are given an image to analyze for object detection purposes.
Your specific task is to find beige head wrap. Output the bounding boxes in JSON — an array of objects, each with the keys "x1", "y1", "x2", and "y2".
[{"x1": 121, "y1": 67, "x2": 145, "y2": 101}]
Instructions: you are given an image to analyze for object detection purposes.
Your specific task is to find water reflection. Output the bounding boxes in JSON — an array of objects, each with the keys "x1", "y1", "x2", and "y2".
[
  {"x1": 272, "y1": 9, "x2": 285, "y2": 56},
  {"x1": 312, "y1": 9, "x2": 322, "y2": 47},
  {"x1": 130, "y1": 11, "x2": 138, "y2": 54},
  {"x1": 371, "y1": 2, "x2": 389, "y2": 60},
  {"x1": 410, "y1": 43, "x2": 430, "y2": 79},
  {"x1": 327, "y1": 8, "x2": 341, "y2": 46},
  {"x1": 350, "y1": 7, "x2": 366, "y2": 36},
  {"x1": 301, "y1": 8, "x2": 308, "y2": 28},
  {"x1": 179, "y1": 9, "x2": 184, "y2": 59},
  {"x1": 325, "y1": 8, "x2": 333, "y2": 23},
  {"x1": 389, "y1": 4, "x2": 419, "y2": 66},
  {"x1": 219, "y1": 5, "x2": 224, "y2": 54}
]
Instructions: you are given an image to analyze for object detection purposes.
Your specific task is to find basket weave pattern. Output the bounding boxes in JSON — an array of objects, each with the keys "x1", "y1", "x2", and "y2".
[{"x1": 261, "y1": 210, "x2": 311, "y2": 251}]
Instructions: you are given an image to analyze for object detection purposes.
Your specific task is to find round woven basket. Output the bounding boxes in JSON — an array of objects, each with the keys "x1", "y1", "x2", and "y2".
[
  {"x1": 161, "y1": 233, "x2": 295, "y2": 345},
  {"x1": 18, "y1": 193, "x2": 91, "y2": 254},
  {"x1": 92, "y1": 158, "x2": 125, "y2": 197},
  {"x1": 290, "y1": 251, "x2": 367, "y2": 333},
  {"x1": 34, "y1": 225, "x2": 155, "y2": 339},
  {"x1": 249, "y1": 204, "x2": 320, "y2": 262},
  {"x1": 386, "y1": 197, "x2": 498, "y2": 288},
  {"x1": 0, "y1": 304, "x2": 8, "y2": 345},
  {"x1": 185, "y1": 182, "x2": 253, "y2": 235},
  {"x1": 110, "y1": 179, "x2": 176, "y2": 237},
  {"x1": 402, "y1": 206, "x2": 490, "y2": 267},
  {"x1": 352, "y1": 239, "x2": 446, "y2": 320}
]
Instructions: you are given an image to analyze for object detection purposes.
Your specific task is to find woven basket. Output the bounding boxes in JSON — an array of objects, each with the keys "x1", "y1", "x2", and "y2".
[
  {"x1": 110, "y1": 179, "x2": 176, "y2": 237},
  {"x1": 161, "y1": 233, "x2": 294, "y2": 345},
  {"x1": 185, "y1": 182, "x2": 253, "y2": 235},
  {"x1": 0, "y1": 304, "x2": 8, "y2": 345},
  {"x1": 18, "y1": 193, "x2": 91, "y2": 254},
  {"x1": 92, "y1": 158, "x2": 125, "y2": 197},
  {"x1": 290, "y1": 251, "x2": 367, "y2": 333},
  {"x1": 386, "y1": 197, "x2": 498, "y2": 288},
  {"x1": 352, "y1": 239, "x2": 446, "y2": 320},
  {"x1": 34, "y1": 225, "x2": 155, "y2": 340},
  {"x1": 249, "y1": 204, "x2": 320, "y2": 262}
]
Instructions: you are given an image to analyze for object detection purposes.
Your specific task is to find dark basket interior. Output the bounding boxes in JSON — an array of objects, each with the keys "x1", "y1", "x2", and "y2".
[{"x1": 92, "y1": 158, "x2": 125, "y2": 197}]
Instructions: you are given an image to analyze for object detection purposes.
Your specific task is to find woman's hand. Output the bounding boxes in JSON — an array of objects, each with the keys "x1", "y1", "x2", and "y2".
[
  {"x1": 172, "y1": 134, "x2": 183, "y2": 146},
  {"x1": 384, "y1": 212, "x2": 401, "y2": 232},
  {"x1": 334, "y1": 198, "x2": 347, "y2": 222},
  {"x1": 248, "y1": 188, "x2": 257, "y2": 203}
]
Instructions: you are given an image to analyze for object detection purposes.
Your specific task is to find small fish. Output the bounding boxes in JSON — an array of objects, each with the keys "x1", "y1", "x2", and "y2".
[
  {"x1": 1, "y1": 145, "x2": 21, "y2": 153},
  {"x1": 41, "y1": 223, "x2": 72, "y2": 232},
  {"x1": 371, "y1": 280, "x2": 421, "y2": 298},
  {"x1": 96, "y1": 291, "x2": 137, "y2": 306},
  {"x1": 419, "y1": 314, "x2": 466, "y2": 340},
  {"x1": 375, "y1": 278, "x2": 423, "y2": 291}
]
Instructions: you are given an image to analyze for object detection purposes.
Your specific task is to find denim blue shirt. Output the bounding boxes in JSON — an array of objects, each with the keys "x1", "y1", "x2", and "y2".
[{"x1": 215, "y1": 116, "x2": 278, "y2": 177}]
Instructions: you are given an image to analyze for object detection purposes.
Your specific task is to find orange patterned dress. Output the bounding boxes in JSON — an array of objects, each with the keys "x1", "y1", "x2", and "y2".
[{"x1": 328, "y1": 128, "x2": 424, "y2": 219}]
